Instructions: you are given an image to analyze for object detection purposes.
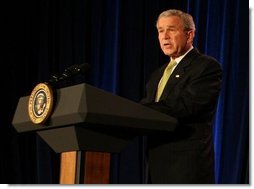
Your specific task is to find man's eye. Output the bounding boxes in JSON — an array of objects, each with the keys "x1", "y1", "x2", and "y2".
[{"x1": 169, "y1": 28, "x2": 176, "y2": 32}]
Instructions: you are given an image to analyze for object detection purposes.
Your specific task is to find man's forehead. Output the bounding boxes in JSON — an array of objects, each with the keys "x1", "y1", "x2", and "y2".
[
  {"x1": 157, "y1": 16, "x2": 183, "y2": 29},
  {"x1": 158, "y1": 16, "x2": 181, "y2": 23}
]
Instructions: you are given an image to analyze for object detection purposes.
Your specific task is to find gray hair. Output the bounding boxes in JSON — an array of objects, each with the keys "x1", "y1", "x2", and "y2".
[{"x1": 156, "y1": 9, "x2": 196, "y2": 31}]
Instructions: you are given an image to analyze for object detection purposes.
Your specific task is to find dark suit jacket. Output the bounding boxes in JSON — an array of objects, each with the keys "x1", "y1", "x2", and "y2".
[{"x1": 140, "y1": 48, "x2": 222, "y2": 184}]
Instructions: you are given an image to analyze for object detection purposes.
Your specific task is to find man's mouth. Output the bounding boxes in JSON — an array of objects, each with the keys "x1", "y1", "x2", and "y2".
[{"x1": 163, "y1": 43, "x2": 172, "y2": 48}]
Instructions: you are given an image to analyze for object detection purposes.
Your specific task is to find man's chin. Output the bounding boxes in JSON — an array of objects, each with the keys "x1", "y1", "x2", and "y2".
[{"x1": 163, "y1": 50, "x2": 175, "y2": 57}]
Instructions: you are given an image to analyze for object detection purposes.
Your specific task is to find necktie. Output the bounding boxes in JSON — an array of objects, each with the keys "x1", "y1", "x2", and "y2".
[{"x1": 155, "y1": 59, "x2": 177, "y2": 102}]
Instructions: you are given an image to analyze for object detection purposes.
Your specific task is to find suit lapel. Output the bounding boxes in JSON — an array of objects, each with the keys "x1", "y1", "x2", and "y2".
[{"x1": 159, "y1": 48, "x2": 200, "y2": 100}]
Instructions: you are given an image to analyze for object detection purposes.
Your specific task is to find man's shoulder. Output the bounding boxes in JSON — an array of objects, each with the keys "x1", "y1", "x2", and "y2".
[{"x1": 191, "y1": 49, "x2": 221, "y2": 67}]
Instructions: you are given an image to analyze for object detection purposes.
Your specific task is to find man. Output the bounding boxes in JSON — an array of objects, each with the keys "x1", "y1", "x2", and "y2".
[{"x1": 140, "y1": 9, "x2": 222, "y2": 184}]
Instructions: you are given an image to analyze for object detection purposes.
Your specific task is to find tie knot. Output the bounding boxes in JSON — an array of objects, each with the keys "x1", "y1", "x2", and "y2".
[
  {"x1": 170, "y1": 59, "x2": 177, "y2": 65},
  {"x1": 166, "y1": 60, "x2": 177, "y2": 70}
]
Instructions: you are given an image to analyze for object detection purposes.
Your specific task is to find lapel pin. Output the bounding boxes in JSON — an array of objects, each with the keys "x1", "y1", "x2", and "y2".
[{"x1": 175, "y1": 75, "x2": 180, "y2": 78}]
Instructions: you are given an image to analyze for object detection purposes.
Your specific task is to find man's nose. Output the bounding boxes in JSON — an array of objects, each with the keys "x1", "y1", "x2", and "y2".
[{"x1": 162, "y1": 31, "x2": 169, "y2": 39}]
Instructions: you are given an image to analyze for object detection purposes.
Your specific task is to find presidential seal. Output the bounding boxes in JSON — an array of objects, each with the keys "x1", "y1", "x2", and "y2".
[{"x1": 28, "y1": 83, "x2": 54, "y2": 124}]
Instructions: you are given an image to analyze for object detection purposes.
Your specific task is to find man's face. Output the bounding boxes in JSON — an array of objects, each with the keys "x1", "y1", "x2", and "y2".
[{"x1": 157, "y1": 16, "x2": 194, "y2": 59}]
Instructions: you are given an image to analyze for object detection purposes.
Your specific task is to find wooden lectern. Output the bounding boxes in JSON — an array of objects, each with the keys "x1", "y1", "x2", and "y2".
[{"x1": 12, "y1": 83, "x2": 177, "y2": 184}]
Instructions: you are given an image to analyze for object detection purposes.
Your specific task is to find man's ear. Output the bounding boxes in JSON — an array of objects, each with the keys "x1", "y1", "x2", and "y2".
[{"x1": 187, "y1": 30, "x2": 195, "y2": 43}]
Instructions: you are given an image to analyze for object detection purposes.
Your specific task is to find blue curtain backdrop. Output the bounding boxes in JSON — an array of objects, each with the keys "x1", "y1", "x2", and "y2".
[{"x1": 1, "y1": 0, "x2": 248, "y2": 184}]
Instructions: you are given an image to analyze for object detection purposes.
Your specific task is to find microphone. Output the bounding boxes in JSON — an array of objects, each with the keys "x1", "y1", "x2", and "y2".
[{"x1": 48, "y1": 63, "x2": 90, "y2": 85}]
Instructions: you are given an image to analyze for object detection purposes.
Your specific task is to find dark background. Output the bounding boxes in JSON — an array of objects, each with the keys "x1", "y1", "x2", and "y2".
[{"x1": 1, "y1": 0, "x2": 249, "y2": 184}]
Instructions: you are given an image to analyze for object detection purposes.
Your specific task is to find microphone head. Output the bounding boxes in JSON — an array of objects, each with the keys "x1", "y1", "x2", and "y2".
[
  {"x1": 78, "y1": 63, "x2": 90, "y2": 74},
  {"x1": 48, "y1": 63, "x2": 90, "y2": 85},
  {"x1": 63, "y1": 63, "x2": 90, "y2": 77}
]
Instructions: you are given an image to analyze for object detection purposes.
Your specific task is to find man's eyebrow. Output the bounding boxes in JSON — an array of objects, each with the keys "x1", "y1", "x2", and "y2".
[{"x1": 157, "y1": 25, "x2": 177, "y2": 30}]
